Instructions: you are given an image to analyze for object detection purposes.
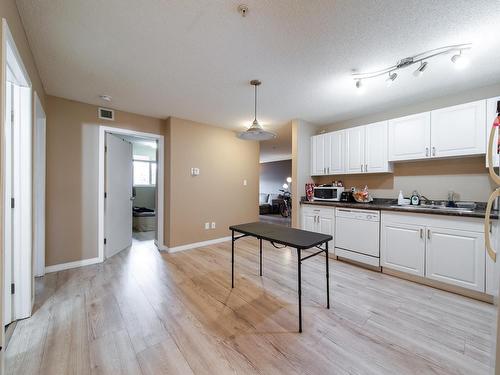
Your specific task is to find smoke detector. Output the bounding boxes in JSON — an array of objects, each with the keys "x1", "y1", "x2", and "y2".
[{"x1": 237, "y1": 4, "x2": 248, "y2": 17}]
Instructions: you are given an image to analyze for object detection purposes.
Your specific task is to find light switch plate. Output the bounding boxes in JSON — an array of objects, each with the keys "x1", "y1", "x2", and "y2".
[
  {"x1": 243, "y1": 179, "x2": 247, "y2": 186},
  {"x1": 205, "y1": 222, "x2": 210, "y2": 230},
  {"x1": 211, "y1": 222, "x2": 216, "y2": 229}
]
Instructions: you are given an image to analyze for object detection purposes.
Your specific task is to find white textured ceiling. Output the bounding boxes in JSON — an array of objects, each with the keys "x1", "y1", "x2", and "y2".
[{"x1": 16, "y1": 0, "x2": 500, "y2": 131}]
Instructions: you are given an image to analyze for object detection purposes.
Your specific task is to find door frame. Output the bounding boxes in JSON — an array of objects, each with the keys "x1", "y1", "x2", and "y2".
[
  {"x1": 33, "y1": 91, "x2": 46, "y2": 277},
  {"x1": 2, "y1": 18, "x2": 33, "y2": 324},
  {"x1": 98, "y1": 126, "x2": 164, "y2": 261}
]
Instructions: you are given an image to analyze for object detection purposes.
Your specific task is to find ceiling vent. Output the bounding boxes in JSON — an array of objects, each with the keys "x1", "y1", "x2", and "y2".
[{"x1": 98, "y1": 107, "x2": 114, "y2": 121}]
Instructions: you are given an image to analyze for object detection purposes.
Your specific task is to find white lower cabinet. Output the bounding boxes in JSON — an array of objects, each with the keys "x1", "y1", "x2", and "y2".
[
  {"x1": 381, "y1": 222, "x2": 425, "y2": 276},
  {"x1": 425, "y1": 227, "x2": 485, "y2": 292},
  {"x1": 381, "y1": 212, "x2": 488, "y2": 293},
  {"x1": 301, "y1": 205, "x2": 335, "y2": 250}
]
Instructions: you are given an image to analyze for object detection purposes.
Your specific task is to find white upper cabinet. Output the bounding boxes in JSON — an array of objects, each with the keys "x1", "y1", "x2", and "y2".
[
  {"x1": 345, "y1": 126, "x2": 365, "y2": 174},
  {"x1": 486, "y1": 96, "x2": 500, "y2": 168},
  {"x1": 388, "y1": 112, "x2": 431, "y2": 161},
  {"x1": 431, "y1": 100, "x2": 486, "y2": 158},
  {"x1": 311, "y1": 134, "x2": 330, "y2": 175},
  {"x1": 328, "y1": 131, "x2": 345, "y2": 174},
  {"x1": 365, "y1": 121, "x2": 391, "y2": 173}
]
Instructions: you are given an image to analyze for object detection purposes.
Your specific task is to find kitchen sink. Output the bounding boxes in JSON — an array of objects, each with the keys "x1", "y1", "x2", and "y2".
[{"x1": 389, "y1": 205, "x2": 474, "y2": 213}]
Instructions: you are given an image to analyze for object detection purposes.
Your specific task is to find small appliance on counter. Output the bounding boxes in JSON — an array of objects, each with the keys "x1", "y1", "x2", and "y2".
[
  {"x1": 340, "y1": 190, "x2": 355, "y2": 202},
  {"x1": 313, "y1": 185, "x2": 344, "y2": 201}
]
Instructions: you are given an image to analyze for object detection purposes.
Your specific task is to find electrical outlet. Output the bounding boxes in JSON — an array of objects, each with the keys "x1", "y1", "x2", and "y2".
[
  {"x1": 211, "y1": 222, "x2": 216, "y2": 229},
  {"x1": 205, "y1": 222, "x2": 210, "y2": 230},
  {"x1": 243, "y1": 179, "x2": 247, "y2": 186}
]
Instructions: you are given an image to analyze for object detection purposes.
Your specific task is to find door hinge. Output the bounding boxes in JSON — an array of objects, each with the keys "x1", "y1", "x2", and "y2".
[
  {"x1": 10, "y1": 198, "x2": 14, "y2": 209},
  {"x1": 104, "y1": 192, "x2": 107, "y2": 199},
  {"x1": 104, "y1": 238, "x2": 107, "y2": 245},
  {"x1": 11, "y1": 283, "x2": 15, "y2": 295},
  {"x1": 11, "y1": 110, "x2": 14, "y2": 123},
  {"x1": 105, "y1": 145, "x2": 108, "y2": 153}
]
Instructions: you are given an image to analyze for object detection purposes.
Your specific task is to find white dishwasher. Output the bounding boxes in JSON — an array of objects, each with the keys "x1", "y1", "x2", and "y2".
[{"x1": 335, "y1": 208, "x2": 380, "y2": 267}]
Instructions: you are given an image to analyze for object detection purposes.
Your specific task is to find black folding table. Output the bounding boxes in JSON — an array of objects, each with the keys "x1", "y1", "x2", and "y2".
[{"x1": 229, "y1": 222, "x2": 333, "y2": 332}]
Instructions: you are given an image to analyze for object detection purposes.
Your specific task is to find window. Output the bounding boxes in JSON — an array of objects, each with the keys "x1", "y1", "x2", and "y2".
[{"x1": 133, "y1": 155, "x2": 157, "y2": 186}]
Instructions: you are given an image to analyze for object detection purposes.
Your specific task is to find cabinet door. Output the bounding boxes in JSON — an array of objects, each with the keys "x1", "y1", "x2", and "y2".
[
  {"x1": 486, "y1": 96, "x2": 500, "y2": 168},
  {"x1": 425, "y1": 227, "x2": 485, "y2": 292},
  {"x1": 311, "y1": 135, "x2": 324, "y2": 176},
  {"x1": 328, "y1": 131, "x2": 344, "y2": 174},
  {"x1": 486, "y1": 219, "x2": 500, "y2": 296},
  {"x1": 345, "y1": 126, "x2": 366, "y2": 174},
  {"x1": 365, "y1": 121, "x2": 391, "y2": 173},
  {"x1": 388, "y1": 112, "x2": 431, "y2": 161},
  {"x1": 318, "y1": 213, "x2": 335, "y2": 249},
  {"x1": 381, "y1": 222, "x2": 425, "y2": 276},
  {"x1": 302, "y1": 212, "x2": 317, "y2": 232},
  {"x1": 431, "y1": 100, "x2": 486, "y2": 158}
]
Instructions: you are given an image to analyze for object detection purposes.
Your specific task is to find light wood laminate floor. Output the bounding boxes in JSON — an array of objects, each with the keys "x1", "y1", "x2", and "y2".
[{"x1": 5, "y1": 237, "x2": 497, "y2": 374}]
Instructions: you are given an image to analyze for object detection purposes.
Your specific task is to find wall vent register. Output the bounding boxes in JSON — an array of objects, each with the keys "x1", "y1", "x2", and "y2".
[{"x1": 98, "y1": 107, "x2": 115, "y2": 121}]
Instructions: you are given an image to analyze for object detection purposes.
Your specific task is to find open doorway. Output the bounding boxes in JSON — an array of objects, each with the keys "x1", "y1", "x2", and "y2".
[
  {"x1": 259, "y1": 122, "x2": 292, "y2": 227},
  {"x1": 98, "y1": 126, "x2": 164, "y2": 261},
  {"x1": 2, "y1": 19, "x2": 33, "y2": 327}
]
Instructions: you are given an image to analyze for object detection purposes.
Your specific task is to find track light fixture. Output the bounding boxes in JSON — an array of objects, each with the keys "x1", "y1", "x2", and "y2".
[
  {"x1": 413, "y1": 61, "x2": 428, "y2": 77},
  {"x1": 385, "y1": 72, "x2": 397, "y2": 87},
  {"x1": 353, "y1": 43, "x2": 471, "y2": 89}
]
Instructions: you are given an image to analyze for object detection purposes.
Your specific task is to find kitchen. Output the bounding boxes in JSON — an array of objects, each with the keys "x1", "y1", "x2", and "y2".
[{"x1": 301, "y1": 95, "x2": 500, "y2": 302}]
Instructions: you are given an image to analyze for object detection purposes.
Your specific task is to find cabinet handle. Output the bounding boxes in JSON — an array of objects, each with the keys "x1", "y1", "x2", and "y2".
[
  {"x1": 365, "y1": 164, "x2": 368, "y2": 172},
  {"x1": 360, "y1": 164, "x2": 363, "y2": 172},
  {"x1": 327, "y1": 167, "x2": 330, "y2": 174},
  {"x1": 425, "y1": 147, "x2": 429, "y2": 157},
  {"x1": 420, "y1": 228, "x2": 423, "y2": 239},
  {"x1": 432, "y1": 147, "x2": 436, "y2": 157},
  {"x1": 427, "y1": 229, "x2": 431, "y2": 240}
]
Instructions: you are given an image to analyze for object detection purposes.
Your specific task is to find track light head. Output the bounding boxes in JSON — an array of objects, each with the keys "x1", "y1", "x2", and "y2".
[
  {"x1": 451, "y1": 50, "x2": 469, "y2": 69},
  {"x1": 413, "y1": 61, "x2": 428, "y2": 77},
  {"x1": 385, "y1": 72, "x2": 397, "y2": 87}
]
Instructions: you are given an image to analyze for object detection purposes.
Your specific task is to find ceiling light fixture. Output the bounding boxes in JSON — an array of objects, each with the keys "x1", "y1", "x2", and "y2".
[
  {"x1": 237, "y1": 80, "x2": 276, "y2": 141},
  {"x1": 99, "y1": 94, "x2": 112, "y2": 102},
  {"x1": 451, "y1": 50, "x2": 469, "y2": 69},
  {"x1": 385, "y1": 72, "x2": 397, "y2": 87},
  {"x1": 352, "y1": 43, "x2": 471, "y2": 88},
  {"x1": 413, "y1": 61, "x2": 428, "y2": 77}
]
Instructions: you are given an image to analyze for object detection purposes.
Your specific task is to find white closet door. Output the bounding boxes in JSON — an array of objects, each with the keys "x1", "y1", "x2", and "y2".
[{"x1": 105, "y1": 134, "x2": 133, "y2": 258}]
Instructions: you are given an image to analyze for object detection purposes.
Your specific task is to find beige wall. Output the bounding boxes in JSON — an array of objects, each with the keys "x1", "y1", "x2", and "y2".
[
  {"x1": 165, "y1": 117, "x2": 259, "y2": 248},
  {"x1": 314, "y1": 83, "x2": 500, "y2": 202},
  {"x1": 45, "y1": 96, "x2": 163, "y2": 266}
]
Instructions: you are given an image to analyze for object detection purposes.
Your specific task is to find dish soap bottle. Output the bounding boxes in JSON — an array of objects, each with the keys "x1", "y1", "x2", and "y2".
[
  {"x1": 411, "y1": 191, "x2": 420, "y2": 206},
  {"x1": 397, "y1": 190, "x2": 405, "y2": 206}
]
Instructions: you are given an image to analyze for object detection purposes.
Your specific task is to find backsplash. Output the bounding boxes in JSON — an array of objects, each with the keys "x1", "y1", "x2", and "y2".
[{"x1": 313, "y1": 156, "x2": 493, "y2": 202}]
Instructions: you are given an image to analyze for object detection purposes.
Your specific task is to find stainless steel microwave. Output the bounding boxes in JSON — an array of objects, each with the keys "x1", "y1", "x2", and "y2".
[{"x1": 313, "y1": 186, "x2": 345, "y2": 201}]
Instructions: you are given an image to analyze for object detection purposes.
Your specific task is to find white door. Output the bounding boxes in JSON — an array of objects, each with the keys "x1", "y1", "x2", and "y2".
[
  {"x1": 486, "y1": 96, "x2": 500, "y2": 168},
  {"x1": 431, "y1": 100, "x2": 486, "y2": 158},
  {"x1": 381, "y1": 222, "x2": 425, "y2": 276},
  {"x1": 365, "y1": 121, "x2": 390, "y2": 173},
  {"x1": 328, "y1": 131, "x2": 344, "y2": 174},
  {"x1": 345, "y1": 126, "x2": 366, "y2": 174},
  {"x1": 388, "y1": 112, "x2": 431, "y2": 161},
  {"x1": 4, "y1": 81, "x2": 14, "y2": 325},
  {"x1": 105, "y1": 133, "x2": 133, "y2": 258},
  {"x1": 425, "y1": 227, "x2": 485, "y2": 292},
  {"x1": 311, "y1": 135, "x2": 325, "y2": 176}
]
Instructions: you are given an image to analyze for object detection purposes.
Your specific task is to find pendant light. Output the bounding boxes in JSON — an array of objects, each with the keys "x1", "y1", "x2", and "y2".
[{"x1": 237, "y1": 80, "x2": 276, "y2": 141}]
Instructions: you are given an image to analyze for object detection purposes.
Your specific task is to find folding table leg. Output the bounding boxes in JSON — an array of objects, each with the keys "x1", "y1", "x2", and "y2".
[
  {"x1": 326, "y1": 241, "x2": 330, "y2": 309},
  {"x1": 231, "y1": 230, "x2": 234, "y2": 288},
  {"x1": 297, "y1": 248, "x2": 302, "y2": 333},
  {"x1": 259, "y1": 238, "x2": 263, "y2": 276}
]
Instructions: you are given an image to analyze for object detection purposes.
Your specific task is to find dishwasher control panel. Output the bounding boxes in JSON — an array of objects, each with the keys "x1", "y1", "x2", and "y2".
[{"x1": 335, "y1": 208, "x2": 380, "y2": 222}]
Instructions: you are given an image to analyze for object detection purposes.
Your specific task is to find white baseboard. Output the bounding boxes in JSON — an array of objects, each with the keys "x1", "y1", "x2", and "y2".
[
  {"x1": 167, "y1": 236, "x2": 232, "y2": 253},
  {"x1": 45, "y1": 256, "x2": 102, "y2": 274}
]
